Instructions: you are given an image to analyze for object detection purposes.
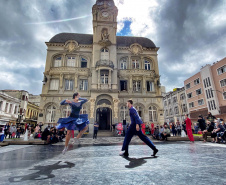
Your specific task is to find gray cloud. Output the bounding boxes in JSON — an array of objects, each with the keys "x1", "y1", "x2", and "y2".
[{"x1": 0, "y1": 0, "x2": 225, "y2": 95}]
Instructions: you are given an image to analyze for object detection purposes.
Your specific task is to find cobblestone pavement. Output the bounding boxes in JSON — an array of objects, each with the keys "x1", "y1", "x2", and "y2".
[{"x1": 0, "y1": 142, "x2": 226, "y2": 185}]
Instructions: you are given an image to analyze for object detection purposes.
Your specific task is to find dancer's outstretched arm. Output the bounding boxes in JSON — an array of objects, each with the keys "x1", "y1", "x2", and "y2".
[
  {"x1": 60, "y1": 99, "x2": 72, "y2": 105},
  {"x1": 79, "y1": 98, "x2": 88, "y2": 105}
]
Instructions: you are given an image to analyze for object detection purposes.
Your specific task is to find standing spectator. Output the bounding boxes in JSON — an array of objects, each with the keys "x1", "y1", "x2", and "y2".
[
  {"x1": 93, "y1": 121, "x2": 99, "y2": 139},
  {"x1": 159, "y1": 125, "x2": 164, "y2": 139},
  {"x1": 161, "y1": 125, "x2": 171, "y2": 141},
  {"x1": 25, "y1": 123, "x2": 28, "y2": 132},
  {"x1": 182, "y1": 121, "x2": 187, "y2": 135},
  {"x1": 151, "y1": 123, "x2": 155, "y2": 135},
  {"x1": 0, "y1": 126, "x2": 4, "y2": 142},
  {"x1": 185, "y1": 114, "x2": 194, "y2": 142},
  {"x1": 11, "y1": 125, "x2": 17, "y2": 138},
  {"x1": 177, "y1": 123, "x2": 181, "y2": 136},
  {"x1": 28, "y1": 127, "x2": 32, "y2": 139},
  {"x1": 38, "y1": 122, "x2": 43, "y2": 131},
  {"x1": 16, "y1": 124, "x2": 21, "y2": 138},
  {"x1": 202, "y1": 121, "x2": 214, "y2": 142},
  {"x1": 172, "y1": 123, "x2": 177, "y2": 136},
  {"x1": 197, "y1": 115, "x2": 206, "y2": 131},
  {"x1": 4, "y1": 123, "x2": 10, "y2": 139},
  {"x1": 206, "y1": 112, "x2": 216, "y2": 124},
  {"x1": 34, "y1": 124, "x2": 40, "y2": 138}
]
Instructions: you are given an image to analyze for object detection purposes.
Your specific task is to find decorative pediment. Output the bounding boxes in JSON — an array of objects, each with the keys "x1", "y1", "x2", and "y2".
[
  {"x1": 129, "y1": 43, "x2": 143, "y2": 55},
  {"x1": 64, "y1": 40, "x2": 79, "y2": 53}
]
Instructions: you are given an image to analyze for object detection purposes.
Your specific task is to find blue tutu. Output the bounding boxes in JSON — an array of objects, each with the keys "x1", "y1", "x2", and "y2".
[{"x1": 57, "y1": 114, "x2": 89, "y2": 131}]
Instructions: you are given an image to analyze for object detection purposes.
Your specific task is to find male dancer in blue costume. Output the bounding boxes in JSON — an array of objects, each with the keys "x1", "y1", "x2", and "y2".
[{"x1": 119, "y1": 99, "x2": 158, "y2": 157}]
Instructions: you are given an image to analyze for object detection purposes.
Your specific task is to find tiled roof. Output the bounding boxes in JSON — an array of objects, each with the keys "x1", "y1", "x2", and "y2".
[{"x1": 49, "y1": 33, "x2": 156, "y2": 48}]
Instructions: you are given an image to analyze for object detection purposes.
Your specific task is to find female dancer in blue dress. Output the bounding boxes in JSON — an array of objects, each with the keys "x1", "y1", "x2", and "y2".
[{"x1": 57, "y1": 93, "x2": 89, "y2": 154}]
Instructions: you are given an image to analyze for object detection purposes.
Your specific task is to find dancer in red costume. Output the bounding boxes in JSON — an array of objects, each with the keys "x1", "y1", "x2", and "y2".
[{"x1": 185, "y1": 114, "x2": 194, "y2": 142}]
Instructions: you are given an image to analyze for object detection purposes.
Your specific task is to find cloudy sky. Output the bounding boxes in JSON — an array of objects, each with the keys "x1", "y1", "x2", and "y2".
[{"x1": 0, "y1": 0, "x2": 225, "y2": 95}]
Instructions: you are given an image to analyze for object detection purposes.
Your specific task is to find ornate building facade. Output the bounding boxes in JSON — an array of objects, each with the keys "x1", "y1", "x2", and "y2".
[{"x1": 38, "y1": 0, "x2": 164, "y2": 133}]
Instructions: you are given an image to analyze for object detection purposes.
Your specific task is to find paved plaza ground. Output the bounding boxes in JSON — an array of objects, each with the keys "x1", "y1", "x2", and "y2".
[{"x1": 0, "y1": 141, "x2": 226, "y2": 185}]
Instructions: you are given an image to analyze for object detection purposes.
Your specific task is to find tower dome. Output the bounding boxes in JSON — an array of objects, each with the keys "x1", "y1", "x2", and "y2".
[{"x1": 96, "y1": 0, "x2": 115, "y2": 6}]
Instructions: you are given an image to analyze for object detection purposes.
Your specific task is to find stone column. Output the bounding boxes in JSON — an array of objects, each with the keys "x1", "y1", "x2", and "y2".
[
  {"x1": 75, "y1": 74, "x2": 78, "y2": 88},
  {"x1": 76, "y1": 54, "x2": 80, "y2": 68},
  {"x1": 143, "y1": 76, "x2": 146, "y2": 93},
  {"x1": 128, "y1": 56, "x2": 131, "y2": 69},
  {"x1": 62, "y1": 54, "x2": 66, "y2": 66},
  {"x1": 141, "y1": 56, "x2": 144, "y2": 69},
  {"x1": 130, "y1": 75, "x2": 133, "y2": 90},
  {"x1": 98, "y1": 69, "x2": 101, "y2": 89}
]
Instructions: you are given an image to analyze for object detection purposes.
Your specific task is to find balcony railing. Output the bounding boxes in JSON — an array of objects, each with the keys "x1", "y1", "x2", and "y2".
[{"x1": 96, "y1": 60, "x2": 114, "y2": 69}]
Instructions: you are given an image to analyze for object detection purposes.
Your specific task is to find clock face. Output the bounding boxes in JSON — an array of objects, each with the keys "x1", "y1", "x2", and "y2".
[{"x1": 102, "y1": 12, "x2": 109, "y2": 17}]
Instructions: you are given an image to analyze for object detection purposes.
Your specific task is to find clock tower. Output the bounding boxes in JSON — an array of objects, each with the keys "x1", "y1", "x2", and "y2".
[{"x1": 91, "y1": 0, "x2": 118, "y2": 91}]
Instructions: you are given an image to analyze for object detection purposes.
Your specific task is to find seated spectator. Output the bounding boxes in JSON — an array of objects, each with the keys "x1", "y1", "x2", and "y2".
[
  {"x1": 153, "y1": 127, "x2": 160, "y2": 140},
  {"x1": 197, "y1": 115, "x2": 206, "y2": 131},
  {"x1": 194, "y1": 123, "x2": 199, "y2": 134},
  {"x1": 211, "y1": 119, "x2": 225, "y2": 143},
  {"x1": 202, "y1": 121, "x2": 214, "y2": 142},
  {"x1": 41, "y1": 128, "x2": 51, "y2": 144},
  {"x1": 177, "y1": 122, "x2": 181, "y2": 136},
  {"x1": 50, "y1": 127, "x2": 59, "y2": 144},
  {"x1": 161, "y1": 125, "x2": 171, "y2": 141},
  {"x1": 0, "y1": 126, "x2": 4, "y2": 142},
  {"x1": 57, "y1": 128, "x2": 66, "y2": 142},
  {"x1": 172, "y1": 123, "x2": 177, "y2": 136}
]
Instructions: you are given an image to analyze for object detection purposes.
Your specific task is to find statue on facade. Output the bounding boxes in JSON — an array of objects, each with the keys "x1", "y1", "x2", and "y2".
[
  {"x1": 89, "y1": 98, "x2": 96, "y2": 118},
  {"x1": 113, "y1": 98, "x2": 119, "y2": 118},
  {"x1": 99, "y1": 28, "x2": 111, "y2": 47}
]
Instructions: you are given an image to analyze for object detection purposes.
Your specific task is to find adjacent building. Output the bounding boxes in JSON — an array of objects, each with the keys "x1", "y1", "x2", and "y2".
[
  {"x1": 163, "y1": 87, "x2": 188, "y2": 123},
  {"x1": 0, "y1": 91, "x2": 20, "y2": 125},
  {"x1": 38, "y1": 0, "x2": 164, "y2": 134},
  {"x1": 184, "y1": 57, "x2": 226, "y2": 121}
]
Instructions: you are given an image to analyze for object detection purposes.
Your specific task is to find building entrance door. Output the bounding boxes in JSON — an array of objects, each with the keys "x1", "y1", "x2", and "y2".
[{"x1": 96, "y1": 108, "x2": 111, "y2": 130}]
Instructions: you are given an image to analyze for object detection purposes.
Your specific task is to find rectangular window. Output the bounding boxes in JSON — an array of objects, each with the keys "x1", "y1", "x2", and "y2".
[
  {"x1": 223, "y1": 92, "x2": 226, "y2": 100},
  {"x1": 210, "y1": 101, "x2": 214, "y2": 110},
  {"x1": 173, "y1": 97, "x2": 177, "y2": 103},
  {"x1": 187, "y1": 93, "x2": 192, "y2": 99},
  {"x1": 54, "y1": 57, "x2": 62, "y2": 67},
  {"x1": 132, "y1": 60, "x2": 139, "y2": 69},
  {"x1": 120, "y1": 81, "x2": 127, "y2": 91},
  {"x1": 203, "y1": 79, "x2": 206, "y2": 88},
  {"x1": 81, "y1": 58, "x2": 87, "y2": 68},
  {"x1": 5, "y1": 103, "x2": 8, "y2": 112},
  {"x1": 9, "y1": 104, "x2": 12, "y2": 114},
  {"x1": 206, "y1": 90, "x2": 209, "y2": 99},
  {"x1": 145, "y1": 61, "x2": 151, "y2": 70},
  {"x1": 186, "y1": 83, "x2": 190, "y2": 89},
  {"x1": 168, "y1": 100, "x2": 171, "y2": 105},
  {"x1": 65, "y1": 80, "x2": 74, "y2": 91},
  {"x1": 194, "y1": 78, "x2": 200, "y2": 85},
  {"x1": 180, "y1": 94, "x2": 184, "y2": 100},
  {"x1": 220, "y1": 79, "x2": 226, "y2": 87},
  {"x1": 101, "y1": 74, "x2": 108, "y2": 84},
  {"x1": 67, "y1": 57, "x2": 76, "y2": 67},
  {"x1": 0, "y1": 101, "x2": 2, "y2": 111},
  {"x1": 198, "y1": 99, "x2": 204, "y2": 105},
  {"x1": 208, "y1": 89, "x2": 211, "y2": 98},
  {"x1": 217, "y1": 65, "x2": 226, "y2": 75},
  {"x1": 14, "y1": 106, "x2": 17, "y2": 114},
  {"x1": 208, "y1": 77, "x2": 211, "y2": 86},
  {"x1": 189, "y1": 102, "x2": 194, "y2": 108},
  {"x1": 79, "y1": 80, "x2": 88, "y2": 91},
  {"x1": 210, "y1": 88, "x2": 214, "y2": 98},
  {"x1": 164, "y1": 101, "x2": 167, "y2": 106},
  {"x1": 133, "y1": 81, "x2": 141, "y2": 92},
  {"x1": 196, "y1": 88, "x2": 202, "y2": 95},
  {"x1": 147, "y1": 81, "x2": 154, "y2": 92},
  {"x1": 208, "y1": 101, "x2": 211, "y2": 110},
  {"x1": 212, "y1": 100, "x2": 216, "y2": 110},
  {"x1": 50, "y1": 79, "x2": 59, "y2": 90}
]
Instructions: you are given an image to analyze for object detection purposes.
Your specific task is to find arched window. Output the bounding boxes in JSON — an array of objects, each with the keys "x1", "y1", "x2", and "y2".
[
  {"x1": 149, "y1": 106, "x2": 157, "y2": 122},
  {"x1": 80, "y1": 106, "x2": 87, "y2": 114},
  {"x1": 144, "y1": 60, "x2": 151, "y2": 70},
  {"x1": 81, "y1": 57, "x2": 87, "y2": 68},
  {"x1": 120, "y1": 106, "x2": 129, "y2": 122},
  {"x1": 54, "y1": 56, "x2": 62, "y2": 67},
  {"x1": 46, "y1": 105, "x2": 56, "y2": 123},
  {"x1": 101, "y1": 48, "x2": 109, "y2": 60},
  {"x1": 132, "y1": 59, "x2": 139, "y2": 69},
  {"x1": 135, "y1": 106, "x2": 143, "y2": 118},
  {"x1": 63, "y1": 105, "x2": 71, "y2": 118},
  {"x1": 169, "y1": 108, "x2": 173, "y2": 115},
  {"x1": 120, "y1": 58, "x2": 127, "y2": 70},
  {"x1": 67, "y1": 56, "x2": 76, "y2": 67}
]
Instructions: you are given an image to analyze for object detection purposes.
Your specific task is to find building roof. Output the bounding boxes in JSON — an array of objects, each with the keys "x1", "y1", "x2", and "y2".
[{"x1": 49, "y1": 33, "x2": 156, "y2": 48}]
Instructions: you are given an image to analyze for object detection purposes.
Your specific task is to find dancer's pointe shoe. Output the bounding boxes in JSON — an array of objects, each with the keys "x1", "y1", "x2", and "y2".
[
  {"x1": 62, "y1": 146, "x2": 68, "y2": 155},
  {"x1": 119, "y1": 151, "x2": 129, "y2": 157},
  {"x1": 72, "y1": 138, "x2": 80, "y2": 145}
]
